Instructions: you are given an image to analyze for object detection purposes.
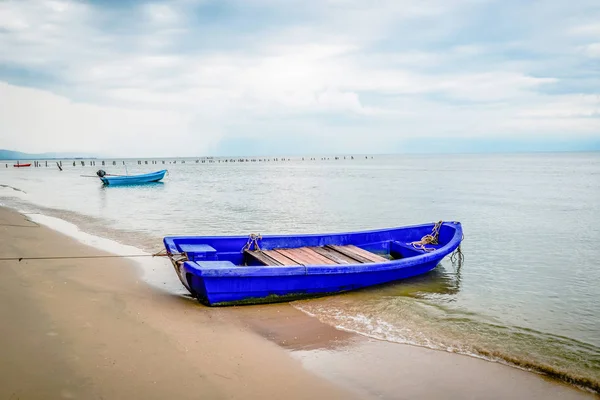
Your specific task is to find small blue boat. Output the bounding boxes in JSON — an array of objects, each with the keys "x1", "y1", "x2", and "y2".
[
  {"x1": 96, "y1": 169, "x2": 167, "y2": 186},
  {"x1": 163, "y1": 221, "x2": 463, "y2": 306}
]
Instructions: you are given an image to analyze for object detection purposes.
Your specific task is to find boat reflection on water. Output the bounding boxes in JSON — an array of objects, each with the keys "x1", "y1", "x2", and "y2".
[
  {"x1": 99, "y1": 181, "x2": 166, "y2": 190},
  {"x1": 354, "y1": 256, "x2": 464, "y2": 300}
]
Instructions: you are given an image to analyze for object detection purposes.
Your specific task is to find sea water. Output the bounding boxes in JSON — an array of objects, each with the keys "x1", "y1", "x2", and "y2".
[{"x1": 1, "y1": 153, "x2": 599, "y2": 391}]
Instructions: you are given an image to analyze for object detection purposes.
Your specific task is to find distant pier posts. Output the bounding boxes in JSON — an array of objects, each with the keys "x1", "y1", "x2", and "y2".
[{"x1": 16, "y1": 156, "x2": 373, "y2": 171}]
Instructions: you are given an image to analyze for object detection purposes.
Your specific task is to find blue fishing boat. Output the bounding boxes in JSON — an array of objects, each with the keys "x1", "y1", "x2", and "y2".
[
  {"x1": 96, "y1": 169, "x2": 167, "y2": 186},
  {"x1": 162, "y1": 221, "x2": 463, "y2": 306}
]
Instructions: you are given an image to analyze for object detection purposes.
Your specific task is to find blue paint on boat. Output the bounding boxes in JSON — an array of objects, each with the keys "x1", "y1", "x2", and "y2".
[
  {"x1": 163, "y1": 221, "x2": 463, "y2": 306},
  {"x1": 100, "y1": 170, "x2": 167, "y2": 186}
]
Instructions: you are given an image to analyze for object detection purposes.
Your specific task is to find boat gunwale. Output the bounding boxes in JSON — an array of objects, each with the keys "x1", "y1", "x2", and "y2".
[
  {"x1": 164, "y1": 221, "x2": 461, "y2": 247},
  {"x1": 166, "y1": 221, "x2": 463, "y2": 277},
  {"x1": 101, "y1": 169, "x2": 167, "y2": 180}
]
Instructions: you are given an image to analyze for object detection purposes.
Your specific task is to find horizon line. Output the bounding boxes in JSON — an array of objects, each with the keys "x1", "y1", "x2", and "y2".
[{"x1": 1, "y1": 148, "x2": 599, "y2": 161}]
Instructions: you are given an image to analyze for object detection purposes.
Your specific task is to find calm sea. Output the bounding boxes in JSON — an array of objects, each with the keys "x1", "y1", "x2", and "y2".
[{"x1": 1, "y1": 153, "x2": 599, "y2": 391}]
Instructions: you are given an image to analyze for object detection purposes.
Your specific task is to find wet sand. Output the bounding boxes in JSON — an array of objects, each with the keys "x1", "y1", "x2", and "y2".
[
  {"x1": 224, "y1": 304, "x2": 599, "y2": 399},
  {"x1": 0, "y1": 206, "x2": 597, "y2": 399},
  {"x1": 0, "y1": 207, "x2": 353, "y2": 400}
]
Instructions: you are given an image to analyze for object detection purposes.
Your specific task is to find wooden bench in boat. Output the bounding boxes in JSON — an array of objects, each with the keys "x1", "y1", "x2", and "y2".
[{"x1": 245, "y1": 245, "x2": 388, "y2": 266}]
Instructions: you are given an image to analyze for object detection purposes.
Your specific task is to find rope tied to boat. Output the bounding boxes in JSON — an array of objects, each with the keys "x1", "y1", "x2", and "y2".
[
  {"x1": 153, "y1": 249, "x2": 188, "y2": 265},
  {"x1": 450, "y1": 245, "x2": 464, "y2": 264},
  {"x1": 409, "y1": 220, "x2": 443, "y2": 252},
  {"x1": 450, "y1": 231, "x2": 465, "y2": 264},
  {"x1": 242, "y1": 233, "x2": 262, "y2": 252},
  {"x1": 0, "y1": 249, "x2": 186, "y2": 263}
]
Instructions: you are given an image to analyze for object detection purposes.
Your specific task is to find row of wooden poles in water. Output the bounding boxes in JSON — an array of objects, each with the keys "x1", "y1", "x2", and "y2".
[{"x1": 6, "y1": 155, "x2": 372, "y2": 168}]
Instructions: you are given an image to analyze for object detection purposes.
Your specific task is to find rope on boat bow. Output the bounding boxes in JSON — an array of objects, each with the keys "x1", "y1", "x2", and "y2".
[
  {"x1": 153, "y1": 249, "x2": 188, "y2": 264},
  {"x1": 409, "y1": 220, "x2": 443, "y2": 252},
  {"x1": 409, "y1": 221, "x2": 465, "y2": 263},
  {"x1": 242, "y1": 233, "x2": 262, "y2": 252}
]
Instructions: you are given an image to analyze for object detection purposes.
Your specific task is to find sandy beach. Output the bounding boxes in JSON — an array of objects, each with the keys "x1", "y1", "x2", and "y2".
[{"x1": 0, "y1": 206, "x2": 597, "y2": 400}]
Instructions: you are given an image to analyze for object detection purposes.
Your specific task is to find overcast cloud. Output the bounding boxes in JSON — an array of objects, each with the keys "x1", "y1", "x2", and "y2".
[{"x1": 1, "y1": 0, "x2": 599, "y2": 156}]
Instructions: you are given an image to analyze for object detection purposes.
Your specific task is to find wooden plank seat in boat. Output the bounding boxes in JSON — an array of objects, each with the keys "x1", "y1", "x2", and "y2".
[
  {"x1": 245, "y1": 249, "x2": 282, "y2": 266},
  {"x1": 309, "y1": 246, "x2": 359, "y2": 264},
  {"x1": 325, "y1": 245, "x2": 388, "y2": 263},
  {"x1": 245, "y1": 245, "x2": 388, "y2": 266}
]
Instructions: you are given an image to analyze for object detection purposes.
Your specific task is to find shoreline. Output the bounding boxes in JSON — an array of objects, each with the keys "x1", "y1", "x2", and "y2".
[
  {"x1": 0, "y1": 206, "x2": 354, "y2": 400},
  {"x1": 0, "y1": 205, "x2": 597, "y2": 399}
]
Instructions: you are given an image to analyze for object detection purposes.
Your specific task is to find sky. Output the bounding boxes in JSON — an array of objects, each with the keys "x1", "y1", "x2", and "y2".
[{"x1": 0, "y1": 0, "x2": 599, "y2": 157}]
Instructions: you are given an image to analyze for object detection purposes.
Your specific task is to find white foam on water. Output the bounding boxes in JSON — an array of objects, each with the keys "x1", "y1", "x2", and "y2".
[
  {"x1": 292, "y1": 301, "x2": 515, "y2": 371},
  {"x1": 291, "y1": 299, "x2": 600, "y2": 394}
]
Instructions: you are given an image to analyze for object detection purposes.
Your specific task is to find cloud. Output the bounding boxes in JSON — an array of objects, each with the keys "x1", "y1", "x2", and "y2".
[
  {"x1": 142, "y1": 3, "x2": 182, "y2": 24},
  {"x1": 0, "y1": 82, "x2": 224, "y2": 156},
  {"x1": 569, "y1": 23, "x2": 600, "y2": 37},
  {"x1": 0, "y1": 0, "x2": 599, "y2": 155},
  {"x1": 579, "y1": 43, "x2": 600, "y2": 58},
  {"x1": 516, "y1": 95, "x2": 600, "y2": 119}
]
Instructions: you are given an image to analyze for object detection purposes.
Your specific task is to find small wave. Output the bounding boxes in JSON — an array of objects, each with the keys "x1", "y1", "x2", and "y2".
[
  {"x1": 292, "y1": 297, "x2": 600, "y2": 394},
  {"x1": 473, "y1": 347, "x2": 600, "y2": 394},
  {"x1": 0, "y1": 184, "x2": 26, "y2": 194}
]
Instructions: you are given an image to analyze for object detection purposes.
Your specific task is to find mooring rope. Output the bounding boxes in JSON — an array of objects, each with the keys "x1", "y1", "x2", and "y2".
[
  {"x1": 450, "y1": 245, "x2": 464, "y2": 263},
  {"x1": 0, "y1": 249, "x2": 183, "y2": 263},
  {"x1": 409, "y1": 220, "x2": 443, "y2": 252},
  {"x1": 0, "y1": 223, "x2": 40, "y2": 228}
]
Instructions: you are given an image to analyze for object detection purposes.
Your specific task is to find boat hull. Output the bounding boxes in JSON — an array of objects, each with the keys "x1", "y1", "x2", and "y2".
[
  {"x1": 100, "y1": 170, "x2": 167, "y2": 186},
  {"x1": 13, "y1": 163, "x2": 31, "y2": 168},
  {"x1": 186, "y1": 258, "x2": 442, "y2": 306},
  {"x1": 164, "y1": 221, "x2": 463, "y2": 306}
]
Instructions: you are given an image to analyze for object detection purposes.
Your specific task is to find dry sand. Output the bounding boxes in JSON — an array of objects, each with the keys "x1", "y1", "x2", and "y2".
[{"x1": 0, "y1": 206, "x2": 597, "y2": 400}]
